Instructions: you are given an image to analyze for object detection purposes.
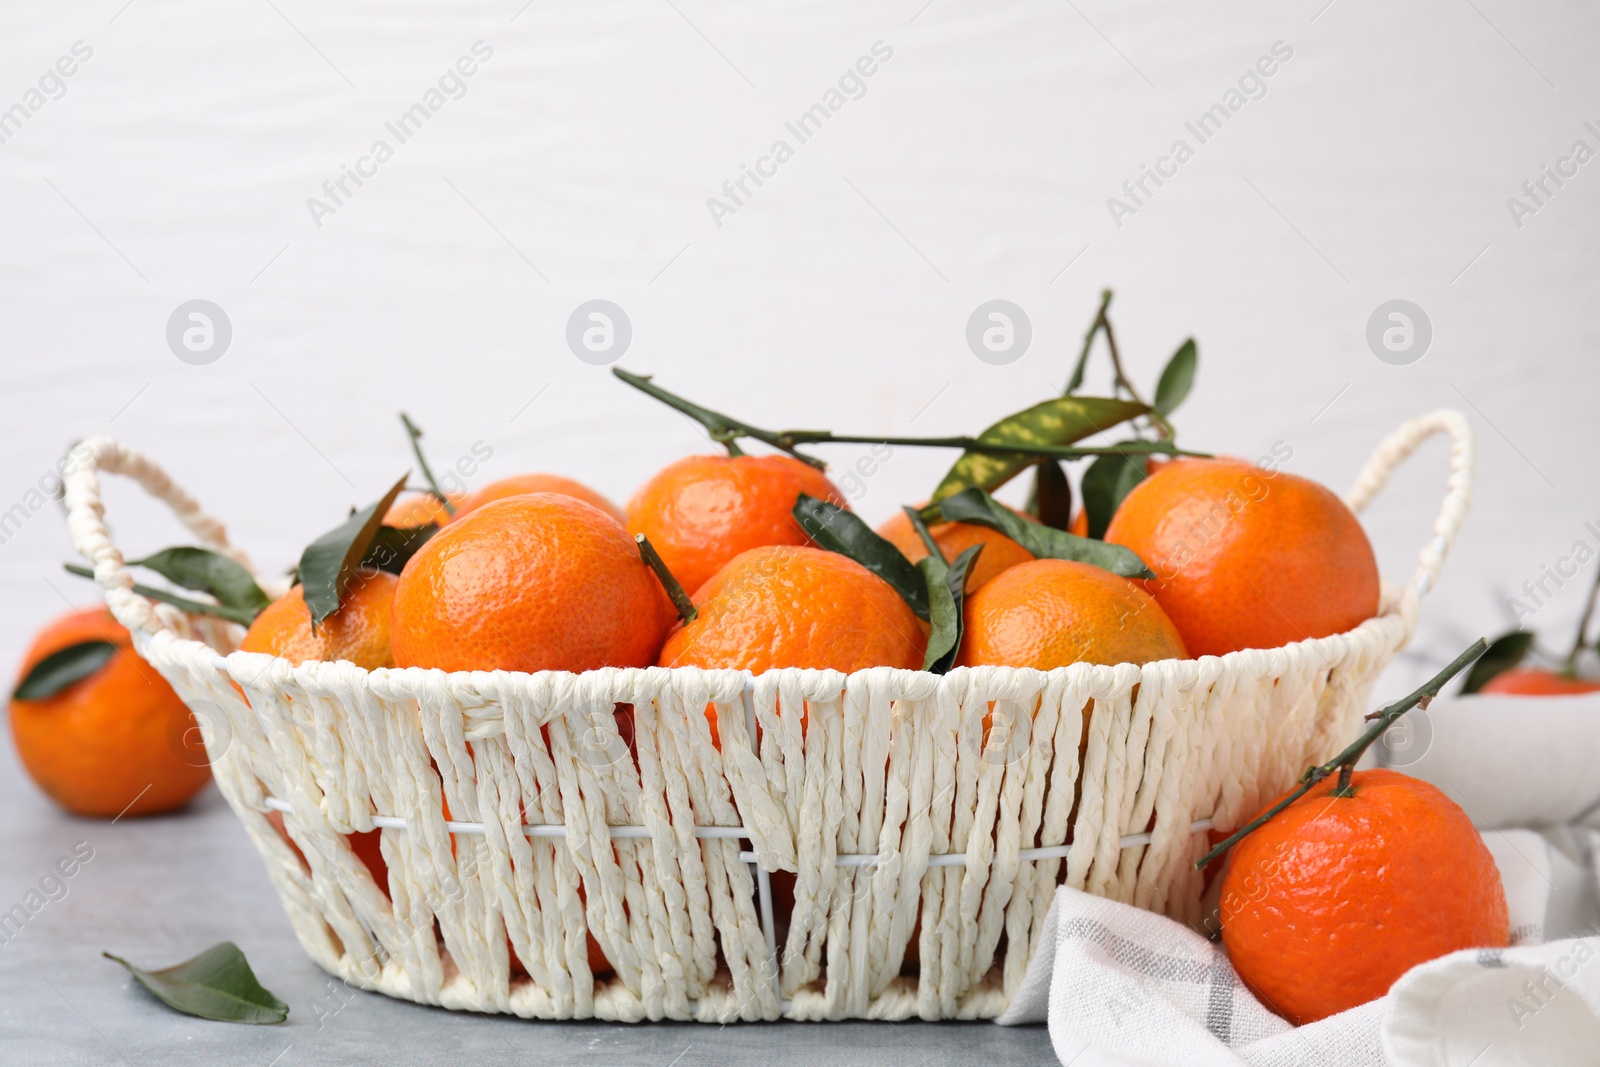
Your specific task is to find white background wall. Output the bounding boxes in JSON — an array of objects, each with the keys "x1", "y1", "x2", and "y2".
[{"x1": 2, "y1": 0, "x2": 1597, "y2": 694}]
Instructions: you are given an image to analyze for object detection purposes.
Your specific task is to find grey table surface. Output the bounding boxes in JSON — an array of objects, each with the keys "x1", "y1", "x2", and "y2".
[{"x1": 0, "y1": 756, "x2": 1053, "y2": 1067}]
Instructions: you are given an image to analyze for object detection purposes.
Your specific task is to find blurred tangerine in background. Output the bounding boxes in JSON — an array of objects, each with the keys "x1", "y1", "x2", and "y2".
[{"x1": 9, "y1": 606, "x2": 211, "y2": 818}]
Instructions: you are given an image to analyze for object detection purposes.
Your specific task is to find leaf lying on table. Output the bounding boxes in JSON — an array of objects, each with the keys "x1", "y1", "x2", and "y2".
[
  {"x1": 128, "y1": 547, "x2": 271, "y2": 618},
  {"x1": 902, "y1": 507, "x2": 981, "y2": 674},
  {"x1": 12, "y1": 640, "x2": 118, "y2": 701},
  {"x1": 104, "y1": 942, "x2": 288, "y2": 1024},
  {"x1": 1458, "y1": 630, "x2": 1535, "y2": 694},
  {"x1": 793, "y1": 494, "x2": 929, "y2": 621},
  {"x1": 936, "y1": 488, "x2": 1154, "y2": 580},
  {"x1": 298, "y1": 474, "x2": 409, "y2": 628},
  {"x1": 927, "y1": 395, "x2": 1149, "y2": 509}
]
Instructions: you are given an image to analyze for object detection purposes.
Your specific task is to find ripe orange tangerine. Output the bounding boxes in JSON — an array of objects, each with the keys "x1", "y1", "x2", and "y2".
[
  {"x1": 876, "y1": 507, "x2": 1033, "y2": 592},
  {"x1": 957, "y1": 558, "x2": 1187, "y2": 670},
  {"x1": 10, "y1": 607, "x2": 211, "y2": 817},
  {"x1": 627, "y1": 454, "x2": 846, "y2": 597},
  {"x1": 1221, "y1": 768, "x2": 1508, "y2": 1024},
  {"x1": 1104, "y1": 458, "x2": 1378, "y2": 658},
  {"x1": 1478, "y1": 668, "x2": 1600, "y2": 696},
  {"x1": 386, "y1": 493, "x2": 461, "y2": 529},
  {"x1": 392, "y1": 493, "x2": 675, "y2": 674},
  {"x1": 454, "y1": 473, "x2": 625, "y2": 526},
  {"x1": 659, "y1": 545, "x2": 926, "y2": 745},
  {"x1": 240, "y1": 569, "x2": 398, "y2": 669}
]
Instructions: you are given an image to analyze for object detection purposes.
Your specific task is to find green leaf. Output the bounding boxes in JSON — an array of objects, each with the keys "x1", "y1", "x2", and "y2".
[
  {"x1": 937, "y1": 488, "x2": 1154, "y2": 580},
  {"x1": 1459, "y1": 630, "x2": 1535, "y2": 694},
  {"x1": 104, "y1": 942, "x2": 288, "y2": 1024},
  {"x1": 12, "y1": 639, "x2": 118, "y2": 701},
  {"x1": 1153, "y1": 339, "x2": 1197, "y2": 416},
  {"x1": 129, "y1": 547, "x2": 270, "y2": 618},
  {"x1": 299, "y1": 475, "x2": 409, "y2": 628},
  {"x1": 361, "y1": 524, "x2": 438, "y2": 576},
  {"x1": 1031, "y1": 460, "x2": 1073, "y2": 530},
  {"x1": 921, "y1": 547, "x2": 981, "y2": 673},
  {"x1": 62, "y1": 564, "x2": 260, "y2": 626},
  {"x1": 793, "y1": 495, "x2": 929, "y2": 621},
  {"x1": 1080, "y1": 449, "x2": 1148, "y2": 540},
  {"x1": 902, "y1": 507, "x2": 980, "y2": 673},
  {"x1": 928, "y1": 395, "x2": 1149, "y2": 509}
]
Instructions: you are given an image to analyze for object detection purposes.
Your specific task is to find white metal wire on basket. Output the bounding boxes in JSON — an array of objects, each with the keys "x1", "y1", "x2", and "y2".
[{"x1": 62, "y1": 410, "x2": 1473, "y2": 1022}]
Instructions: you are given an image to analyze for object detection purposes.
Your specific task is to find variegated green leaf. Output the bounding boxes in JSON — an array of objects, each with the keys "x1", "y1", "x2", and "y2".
[{"x1": 929, "y1": 395, "x2": 1148, "y2": 508}]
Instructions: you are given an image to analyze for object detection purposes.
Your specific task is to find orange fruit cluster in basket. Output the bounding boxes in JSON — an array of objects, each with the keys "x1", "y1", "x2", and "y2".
[
  {"x1": 261, "y1": 455, "x2": 1385, "y2": 680},
  {"x1": 238, "y1": 453, "x2": 1384, "y2": 682},
  {"x1": 17, "y1": 295, "x2": 1564, "y2": 1028}
]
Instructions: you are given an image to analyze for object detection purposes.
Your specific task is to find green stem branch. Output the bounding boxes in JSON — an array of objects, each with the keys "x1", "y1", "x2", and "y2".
[
  {"x1": 1064, "y1": 289, "x2": 1114, "y2": 395},
  {"x1": 1194, "y1": 638, "x2": 1488, "y2": 869},
  {"x1": 1564, "y1": 566, "x2": 1600, "y2": 675},
  {"x1": 613, "y1": 370, "x2": 1211, "y2": 465},
  {"x1": 399, "y1": 413, "x2": 457, "y2": 516},
  {"x1": 1061, "y1": 288, "x2": 1173, "y2": 440},
  {"x1": 635, "y1": 534, "x2": 697, "y2": 624}
]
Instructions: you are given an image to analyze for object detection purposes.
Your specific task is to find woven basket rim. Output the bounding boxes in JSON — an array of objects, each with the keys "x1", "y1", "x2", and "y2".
[{"x1": 149, "y1": 597, "x2": 1410, "y2": 688}]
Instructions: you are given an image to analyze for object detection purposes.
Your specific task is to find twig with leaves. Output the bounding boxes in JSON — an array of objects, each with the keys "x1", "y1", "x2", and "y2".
[
  {"x1": 1196, "y1": 638, "x2": 1488, "y2": 869},
  {"x1": 612, "y1": 369, "x2": 1204, "y2": 470}
]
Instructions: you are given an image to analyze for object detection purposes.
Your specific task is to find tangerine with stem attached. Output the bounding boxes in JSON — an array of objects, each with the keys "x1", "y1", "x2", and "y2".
[
  {"x1": 1205, "y1": 641, "x2": 1505, "y2": 1023},
  {"x1": 385, "y1": 493, "x2": 460, "y2": 529},
  {"x1": 1477, "y1": 569, "x2": 1600, "y2": 694},
  {"x1": 626, "y1": 454, "x2": 846, "y2": 597},
  {"x1": 1220, "y1": 768, "x2": 1508, "y2": 1024},
  {"x1": 659, "y1": 545, "x2": 926, "y2": 743}
]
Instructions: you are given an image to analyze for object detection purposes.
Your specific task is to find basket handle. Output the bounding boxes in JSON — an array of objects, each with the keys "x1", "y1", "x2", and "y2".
[
  {"x1": 1343, "y1": 408, "x2": 1474, "y2": 606},
  {"x1": 61, "y1": 436, "x2": 254, "y2": 638}
]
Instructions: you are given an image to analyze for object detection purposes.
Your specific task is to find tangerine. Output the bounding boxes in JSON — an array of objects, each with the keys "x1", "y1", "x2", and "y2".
[
  {"x1": 1478, "y1": 668, "x2": 1600, "y2": 696},
  {"x1": 659, "y1": 545, "x2": 926, "y2": 744},
  {"x1": 240, "y1": 569, "x2": 398, "y2": 668},
  {"x1": 660, "y1": 545, "x2": 925, "y2": 675},
  {"x1": 1220, "y1": 768, "x2": 1507, "y2": 1024},
  {"x1": 1104, "y1": 458, "x2": 1378, "y2": 658},
  {"x1": 385, "y1": 493, "x2": 460, "y2": 529},
  {"x1": 957, "y1": 558, "x2": 1186, "y2": 669},
  {"x1": 392, "y1": 494, "x2": 674, "y2": 673},
  {"x1": 10, "y1": 607, "x2": 211, "y2": 817},
  {"x1": 876, "y1": 508, "x2": 1033, "y2": 592},
  {"x1": 627, "y1": 454, "x2": 845, "y2": 596},
  {"x1": 454, "y1": 473, "x2": 625, "y2": 526}
]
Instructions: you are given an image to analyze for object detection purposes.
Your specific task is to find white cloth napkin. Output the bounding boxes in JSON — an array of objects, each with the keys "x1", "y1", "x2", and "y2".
[{"x1": 997, "y1": 830, "x2": 1600, "y2": 1066}]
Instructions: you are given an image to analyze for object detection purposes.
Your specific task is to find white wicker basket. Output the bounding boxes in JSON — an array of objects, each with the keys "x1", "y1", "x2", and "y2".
[{"x1": 62, "y1": 411, "x2": 1472, "y2": 1022}]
